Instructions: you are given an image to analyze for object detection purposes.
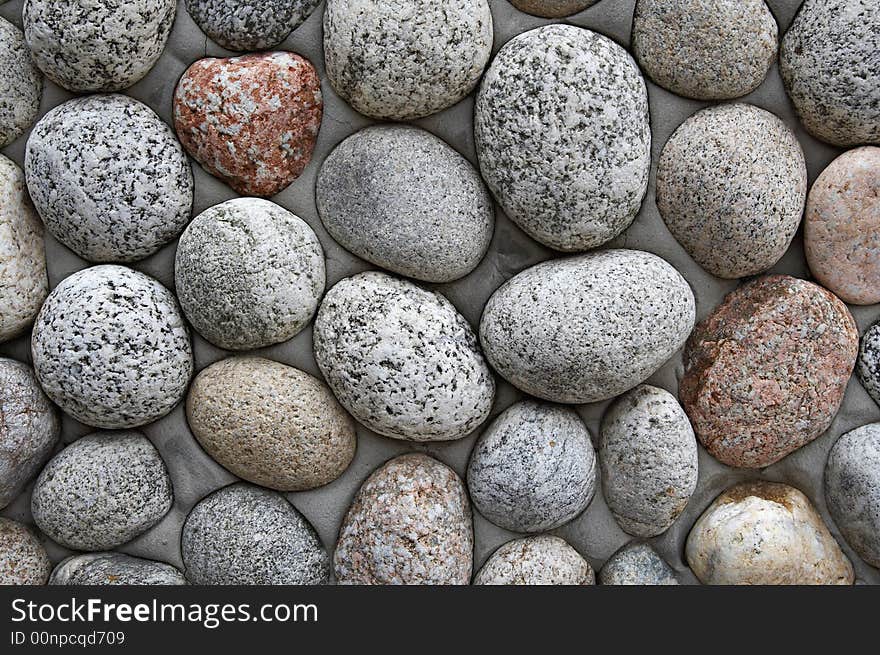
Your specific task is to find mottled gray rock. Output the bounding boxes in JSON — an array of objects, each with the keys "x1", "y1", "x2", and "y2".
[
  {"x1": 467, "y1": 401, "x2": 597, "y2": 533},
  {"x1": 323, "y1": 0, "x2": 493, "y2": 120},
  {"x1": 181, "y1": 483, "x2": 330, "y2": 585},
  {"x1": 858, "y1": 321, "x2": 880, "y2": 407},
  {"x1": 509, "y1": 1, "x2": 600, "y2": 17},
  {"x1": 316, "y1": 125, "x2": 494, "y2": 283},
  {"x1": 25, "y1": 94, "x2": 193, "y2": 263},
  {"x1": 599, "y1": 542, "x2": 679, "y2": 585},
  {"x1": 185, "y1": 0, "x2": 320, "y2": 51},
  {"x1": 0, "y1": 518, "x2": 51, "y2": 585},
  {"x1": 480, "y1": 249, "x2": 695, "y2": 404},
  {"x1": 175, "y1": 198, "x2": 324, "y2": 350},
  {"x1": 0, "y1": 17, "x2": 42, "y2": 148},
  {"x1": 475, "y1": 24, "x2": 650, "y2": 252},
  {"x1": 31, "y1": 266, "x2": 193, "y2": 429},
  {"x1": 50, "y1": 553, "x2": 187, "y2": 585},
  {"x1": 31, "y1": 432, "x2": 173, "y2": 551},
  {"x1": 313, "y1": 272, "x2": 495, "y2": 442},
  {"x1": 474, "y1": 535, "x2": 594, "y2": 585},
  {"x1": 657, "y1": 104, "x2": 807, "y2": 279}
]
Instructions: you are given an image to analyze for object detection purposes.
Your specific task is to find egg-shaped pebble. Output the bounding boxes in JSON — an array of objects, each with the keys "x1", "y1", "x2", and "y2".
[
  {"x1": 474, "y1": 535, "x2": 594, "y2": 585},
  {"x1": 509, "y1": 1, "x2": 599, "y2": 17},
  {"x1": 185, "y1": 0, "x2": 321, "y2": 51},
  {"x1": 0, "y1": 17, "x2": 42, "y2": 148},
  {"x1": 0, "y1": 518, "x2": 51, "y2": 585},
  {"x1": 656, "y1": 104, "x2": 807, "y2": 279},
  {"x1": 480, "y1": 249, "x2": 695, "y2": 404},
  {"x1": 316, "y1": 125, "x2": 494, "y2": 283},
  {"x1": 858, "y1": 320, "x2": 880, "y2": 407},
  {"x1": 175, "y1": 198, "x2": 325, "y2": 350},
  {"x1": 313, "y1": 272, "x2": 495, "y2": 442},
  {"x1": 599, "y1": 542, "x2": 679, "y2": 585},
  {"x1": 335, "y1": 454, "x2": 473, "y2": 585},
  {"x1": 50, "y1": 553, "x2": 187, "y2": 586}
]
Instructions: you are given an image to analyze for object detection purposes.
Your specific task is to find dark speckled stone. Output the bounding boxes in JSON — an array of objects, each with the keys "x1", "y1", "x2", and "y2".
[
  {"x1": 0, "y1": 17, "x2": 42, "y2": 148},
  {"x1": 599, "y1": 542, "x2": 679, "y2": 585},
  {"x1": 185, "y1": 0, "x2": 320, "y2": 51},
  {"x1": 509, "y1": 1, "x2": 600, "y2": 17},
  {"x1": 50, "y1": 553, "x2": 187, "y2": 585}
]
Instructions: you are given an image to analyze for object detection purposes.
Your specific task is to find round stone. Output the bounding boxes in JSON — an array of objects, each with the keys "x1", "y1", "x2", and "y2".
[
  {"x1": 475, "y1": 24, "x2": 650, "y2": 252},
  {"x1": 480, "y1": 249, "x2": 695, "y2": 404},
  {"x1": 599, "y1": 542, "x2": 679, "y2": 585},
  {"x1": 31, "y1": 266, "x2": 193, "y2": 429},
  {"x1": 0, "y1": 518, "x2": 51, "y2": 585},
  {"x1": 681, "y1": 275, "x2": 858, "y2": 469},
  {"x1": 25, "y1": 94, "x2": 194, "y2": 263},
  {"x1": 50, "y1": 553, "x2": 187, "y2": 585},
  {"x1": 467, "y1": 401, "x2": 597, "y2": 533},
  {"x1": 805, "y1": 147, "x2": 880, "y2": 305},
  {"x1": 185, "y1": 0, "x2": 321, "y2": 51},
  {"x1": 0, "y1": 17, "x2": 42, "y2": 148},
  {"x1": 186, "y1": 357, "x2": 356, "y2": 491},
  {"x1": 175, "y1": 198, "x2": 325, "y2": 350},
  {"x1": 474, "y1": 535, "x2": 594, "y2": 585},
  {"x1": 313, "y1": 272, "x2": 495, "y2": 442},
  {"x1": 316, "y1": 125, "x2": 494, "y2": 283},
  {"x1": 335, "y1": 454, "x2": 473, "y2": 585},
  {"x1": 509, "y1": 1, "x2": 600, "y2": 17},
  {"x1": 858, "y1": 320, "x2": 880, "y2": 407},
  {"x1": 181, "y1": 483, "x2": 330, "y2": 585},
  {"x1": 323, "y1": 0, "x2": 493, "y2": 120},
  {"x1": 31, "y1": 432, "x2": 173, "y2": 551},
  {"x1": 656, "y1": 104, "x2": 807, "y2": 279}
]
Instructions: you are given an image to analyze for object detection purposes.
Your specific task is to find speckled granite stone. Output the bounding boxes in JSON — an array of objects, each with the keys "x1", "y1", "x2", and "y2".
[
  {"x1": 858, "y1": 321, "x2": 880, "y2": 407},
  {"x1": 50, "y1": 553, "x2": 187, "y2": 585},
  {"x1": 474, "y1": 535, "x2": 594, "y2": 585},
  {"x1": 31, "y1": 266, "x2": 193, "y2": 429},
  {"x1": 480, "y1": 249, "x2": 695, "y2": 404},
  {"x1": 185, "y1": 0, "x2": 321, "y2": 51},
  {"x1": 0, "y1": 17, "x2": 42, "y2": 148},
  {"x1": 313, "y1": 272, "x2": 495, "y2": 442},
  {"x1": 0, "y1": 518, "x2": 51, "y2": 585},
  {"x1": 25, "y1": 95, "x2": 193, "y2": 263},
  {"x1": 681, "y1": 275, "x2": 858, "y2": 469},
  {"x1": 335, "y1": 454, "x2": 473, "y2": 585},
  {"x1": 657, "y1": 104, "x2": 807, "y2": 279},
  {"x1": 509, "y1": 1, "x2": 599, "y2": 17},
  {"x1": 475, "y1": 24, "x2": 650, "y2": 252},
  {"x1": 175, "y1": 198, "x2": 325, "y2": 350},
  {"x1": 599, "y1": 542, "x2": 679, "y2": 585},
  {"x1": 316, "y1": 125, "x2": 494, "y2": 283},
  {"x1": 323, "y1": 0, "x2": 493, "y2": 120}
]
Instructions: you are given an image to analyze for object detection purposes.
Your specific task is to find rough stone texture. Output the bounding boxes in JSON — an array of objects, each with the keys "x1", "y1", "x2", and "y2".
[
  {"x1": 31, "y1": 266, "x2": 193, "y2": 429},
  {"x1": 316, "y1": 125, "x2": 494, "y2": 283},
  {"x1": 23, "y1": 0, "x2": 176, "y2": 93},
  {"x1": 473, "y1": 535, "x2": 594, "y2": 585},
  {"x1": 780, "y1": 0, "x2": 880, "y2": 147},
  {"x1": 824, "y1": 423, "x2": 880, "y2": 568},
  {"x1": 686, "y1": 481, "x2": 854, "y2": 585},
  {"x1": 0, "y1": 17, "x2": 42, "y2": 148},
  {"x1": 599, "y1": 385, "x2": 698, "y2": 537},
  {"x1": 173, "y1": 52, "x2": 322, "y2": 197},
  {"x1": 805, "y1": 147, "x2": 880, "y2": 305},
  {"x1": 475, "y1": 24, "x2": 650, "y2": 252},
  {"x1": 656, "y1": 104, "x2": 807, "y2": 279},
  {"x1": 175, "y1": 198, "x2": 325, "y2": 350},
  {"x1": 335, "y1": 454, "x2": 473, "y2": 585},
  {"x1": 632, "y1": 0, "x2": 778, "y2": 101},
  {"x1": 50, "y1": 553, "x2": 187, "y2": 585},
  {"x1": 467, "y1": 401, "x2": 596, "y2": 533},
  {"x1": 0, "y1": 518, "x2": 50, "y2": 585},
  {"x1": 480, "y1": 249, "x2": 695, "y2": 404},
  {"x1": 25, "y1": 94, "x2": 194, "y2": 263},
  {"x1": 510, "y1": 1, "x2": 600, "y2": 17},
  {"x1": 185, "y1": 0, "x2": 321, "y2": 51},
  {"x1": 858, "y1": 321, "x2": 880, "y2": 407},
  {"x1": 186, "y1": 357, "x2": 356, "y2": 491},
  {"x1": 181, "y1": 483, "x2": 330, "y2": 585},
  {"x1": 599, "y1": 542, "x2": 679, "y2": 585},
  {"x1": 0, "y1": 358, "x2": 60, "y2": 510},
  {"x1": 31, "y1": 432, "x2": 173, "y2": 552},
  {"x1": 313, "y1": 272, "x2": 495, "y2": 442},
  {"x1": 681, "y1": 275, "x2": 858, "y2": 469}
]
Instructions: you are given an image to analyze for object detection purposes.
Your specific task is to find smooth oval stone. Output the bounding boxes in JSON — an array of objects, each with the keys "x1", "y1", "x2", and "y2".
[
  {"x1": 858, "y1": 320, "x2": 880, "y2": 407},
  {"x1": 474, "y1": 535, "x2": 594, "y2": 585},
  {"x1": 509, "y1": 1, "x2": 600, "y2": 17},
  {"x1": 480, "y1": 249, "x2": 695, "y2": 404},
  {"x1": 335, "y1": 454, "x2": 473, "y2": 585},
  {"x1": 313, "y1": 272, "x2": 495, "y2": 442},
  {"x1": 599, "y1": 542, "x2": 679, "y2": 585},
  {"x1": 686, "y1": 481, "x2": 854, "y2": 585},
  {"x1": 316, "y1": 125, "x2": 494, "y2": 283},
  {"x1": 0, "y1": 518, "x2": 51, "y2": 585},
  {"x1": 50, "y1": 553, "x2": 187, "y2": 585},
  {"x1": 185, "y1": 0, "x2": 321, "y2": 51},
  {"x1": 0, "y1": 17, "x2": 42, "y2": 147}
]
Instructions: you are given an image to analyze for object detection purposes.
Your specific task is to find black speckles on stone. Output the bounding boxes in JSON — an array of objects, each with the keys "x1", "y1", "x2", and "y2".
[
  {"x1": 0, "y1": 17, "x2": 42, "y2": 148},
  {"x1": 858, "y1": 321, "x2": 880, "y2": 407},
  {"x1": 50, "y1": 552, "x2": 188, "y2": 585},
  {"x1": 185, "y1": 0, "x2": 321, "y2": 51},
  {"x1": 599, "y1": 542, "x2": 679, "y2": 585}
]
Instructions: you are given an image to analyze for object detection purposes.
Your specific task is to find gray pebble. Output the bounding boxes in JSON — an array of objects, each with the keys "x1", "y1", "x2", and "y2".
[
  {"x1": 0, "y1": 518, "x2": 51, "y2": 585},
  {"x1": 509, "y1": 1, "x2": 600, "y2": 17},
  {"x1": 474, "y1": 535, "x2": 594, "y2": 585},
  {"x1": 858, "y1": 320, "x2": 880, "y2": 407},
  {"x1": 185, "y1": 0, "x2": 320, "y2": 51},
  {"x1": 50, "y1": 553, "x2": 187, "y2": 585},
  {"x1": 0, "y1": 17, "x2": 42, "y2": 148},
  {"x1": 316, "y1": 125, "x2": 494, "y2": 283},
  {"x1": 599, "y1": 542, "x2": 679, "y2": 585}
]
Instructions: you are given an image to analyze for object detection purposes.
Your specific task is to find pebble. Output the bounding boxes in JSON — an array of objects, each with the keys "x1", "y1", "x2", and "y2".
[
  {"x1": 681, "y1": 275, "x2": 858, "y2": 469},
  {"x1": 473, "y1": 535, "x2": 594, "y2": 585},
  {"x1": 632, "y1": 0, "x2": 778, "y2": 100},
  {"x1": 0, "y1": 17, "x2": 42, "y2": 147},
  {"x1": 656, "y1": 104, "x2": 807, "y2": 279},
  {"x1": 313, "y1": 272, "x2": 495, "y2": 442},
  {"x1": 173, "y1": 52, "x2": 322, "y2": 197},
  {"x1": 335, "y1": 454, "x2": 473, "y2": 585},
  {"x1": 31, "y1": 266, "x2": 193, "y2": 429},
  {"x1": 50, "y1": 553, "x2": 188, "y2": 585},
  {"x1": 467, "y1": 401, "x2": 596, "y2": 533},
  {"x1": 599, "y1": 542, "x2": 679, "y2": 585},
  {"x1": 805, "y1": 147, "x2": 880, "y2": 305},
  {"x1": 23, "y1": 0, "x2": 176, "y2": 92},
  {"x1": 780, "y1": 0, "x2": 880, "y2": 146},
  {"x1": 824, "y1": 423, "x2": 880, "y2": 567},
  {"x1": 186, "y1": 357, "x2": 356, "y2": 491},
  {"x1": 0, "y1": 358, "x2": 60, "y2": 509},
  {"x1": 323, "y1": 0, "x2": 493, "y2": 120},
  {"x1": 316, "y1": 125, "x2": 494, "y2": 283},
  {"x1": 480, "y1": 249, "x2": 695, "y2": 404},
  {"x1": 475, "y1": 24, "x2": 650, "y2": 252},
  {"x1": 599, "y1": 385, "x2": 698, "y2": 537},
  {"x1": 0, "y1": 518, "x2": 51, "y2": 585},
  {"x1": 509, "y1": 1, "x2": 599, "y2": 17},
  {"x1": 31, "y1": 432, "x2": 173, "y2": 551},
  {"x1": 686, "y1": 481, "x2": 854, "y2": 585},
  {"x1": 185, "y1": 0, "x2": 321, "y2": 51},
  {"x1": 181, "y1": 483, "x2": 330, "y2": 585},
  {"x1": 25, "y1": 94, "x2": 193, "y2": 263},
  {"x1": 858, "y1": 321, "x2": 880, "y2": 407},
  {"x1": 175, "y1": 198, "x2": 325, "y2": 350}
]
